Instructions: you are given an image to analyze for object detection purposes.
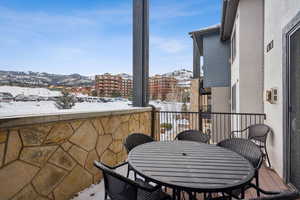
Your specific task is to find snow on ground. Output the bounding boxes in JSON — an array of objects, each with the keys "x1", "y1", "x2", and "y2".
[
  {"x1": 150, "y1": 101, "x2": 186, "y2": 112},
  {"x1": 0, "y1": 86, "x2": 61, "y2": 97},
  {"x1": 0, "y1": 100, "x2": 185, "y2": 118},
  {"x1": 0, "y1": 101, "x2": 132, "y2": 118},
  {"x1": 71, "y1": 165, "x2": 129, "y2": 200},
  {"x1": 0, "y1": 85, "x2": 186, "y2": 117},
  {"x1": 71, "y1": 182, "x2": 105, "y2": 200}
]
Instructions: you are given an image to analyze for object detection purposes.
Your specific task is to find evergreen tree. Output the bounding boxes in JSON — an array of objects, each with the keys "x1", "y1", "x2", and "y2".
[
  {"x1": 55, "y1": 90, "x2": 76, "y2": 109},
  {"x1": 91, "y1": 90, "x2": 98, "y2": 97},
  {"x1": 181, "y1": 102, "x2": 188, "y2": 112},
  {"x1": 128, "y1": 90, "x2": 133, "y2": 101},
  {"x1": 112, "y1": 91, "x2": 121, "y2": 98}
]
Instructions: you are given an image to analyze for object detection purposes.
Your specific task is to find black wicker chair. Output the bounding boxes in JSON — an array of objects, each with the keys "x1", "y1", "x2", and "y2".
[
  {"x1": 124, "y1": 133, "x2": 154, "y2": 153},
  {"x1": 94, "y1": 161, "x2": 171, "y2": 200},
  {"x1": 175, "y1": 130, "x2": 210, "y2": 144},
  {"x1": 208, "y1": 189, "x2": 299, "y2": 200},
  {"x1": 249, "y1": 190, "x2": 300, "y2": 200},
  {"x1": 217, "y1": 138, "x2": 264, "y2": 197},
  {"x1": 230, "y1": 124, "x2": 272, "y2": 167},
  {"x1": 124, "y1": 133, "x2": 155, "y2": 178}
]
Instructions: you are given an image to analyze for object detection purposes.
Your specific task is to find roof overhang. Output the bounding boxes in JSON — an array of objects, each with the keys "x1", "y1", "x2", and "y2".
[
  {"x1": 189, "y1": 24, "x2": 221, "y2": 55},
  {"x1": 189, "y1": 24, "x2": 220, "y2": 36},
  {"x1": 220, "y1": 0, "x2": 239, "y2": 41}
]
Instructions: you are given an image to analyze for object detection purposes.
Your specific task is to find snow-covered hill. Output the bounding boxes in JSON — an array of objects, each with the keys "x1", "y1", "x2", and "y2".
[
  {"x1": 117, "y1": 73, "x2": 133, "y2": 80},
  {"x1": 0, "y1": 70, "x2": 94, "y2": 87},
  {"x1": 163, "y1": 69, "x2": 193, "y2": 81},
  {"x1": 0, "y1": 86, "x2": 61, "y2": 97},
  {"x1": 0, "y1": 69, "x2": 192, "y2": 89}
]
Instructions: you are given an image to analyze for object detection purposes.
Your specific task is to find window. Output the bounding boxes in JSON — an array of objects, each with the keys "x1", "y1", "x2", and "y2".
[
  {"x1": 232, "y1": 83, "x2": 237, "y2": 112},
  {"x1": 231, "y1": 30, "x2": 236, "y2": 63}
]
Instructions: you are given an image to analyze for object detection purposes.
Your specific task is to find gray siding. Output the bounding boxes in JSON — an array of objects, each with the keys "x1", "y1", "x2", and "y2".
[
  {"x1": 203, "y1": 33, "x2": 230, "y2": 88},
  {"x1": 193, "y1": 39, "x2": 201, "y2": 78}
]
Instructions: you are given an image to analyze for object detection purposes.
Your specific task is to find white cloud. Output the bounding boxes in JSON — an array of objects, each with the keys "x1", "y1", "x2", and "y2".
[
  {"x1": 0, "y1": 5, "x2": 131, "y2": 36},
  {"x1": 151, "y1": 0, "x2": 219, "y2": 20},
  {"x1": 151, "y1": 36, "x2": 188, "y2": 54}
]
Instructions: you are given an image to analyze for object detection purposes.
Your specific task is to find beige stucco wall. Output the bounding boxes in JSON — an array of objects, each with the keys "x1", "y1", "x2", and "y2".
[
  {"x1": 264, "y1": 0, "x2": 300, "y2": 177},
  {"x1": 0, "y1": 108, "x2": 152, "y2": 200},
  {"x1": 211, "y1": 87, "x2": 231, "y2": 113},
  {"x1": 211, "y1": 87, "x2": 231, "y2": 143},
  {"x1": 231, "y1": 0, "x2": 264, "y2": 114},
  {"x1": 190, "y1": 79, "x2": 200, "y2": 112}
]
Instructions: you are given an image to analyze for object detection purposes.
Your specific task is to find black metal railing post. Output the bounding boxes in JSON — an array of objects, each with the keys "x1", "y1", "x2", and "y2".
[
  {"x1": 155, "y1": 111, "x2": 266, "y2": 143},
  {"x1": 150, "y1": 105, "x2": 156, "y2": 139},
  {"x1": 198, "y1": 109, "x2": 203, "y2": 132}
]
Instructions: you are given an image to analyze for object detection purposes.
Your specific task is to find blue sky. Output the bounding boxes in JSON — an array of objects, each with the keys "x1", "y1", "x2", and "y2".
[{"x1": 0, "y1": 0, "x2": 221, "y2": 76}]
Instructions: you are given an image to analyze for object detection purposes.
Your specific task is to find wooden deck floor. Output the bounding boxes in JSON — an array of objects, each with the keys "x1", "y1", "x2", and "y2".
[
  {"x1": 245, "y1": 165, "x2": 288, "y2": 198},
  {"x1": 73, "y1": 163, "x2": 293, "y2": 200},
  {"x1": 178, "y1": 164, "x2": 290, "y2": 199}
]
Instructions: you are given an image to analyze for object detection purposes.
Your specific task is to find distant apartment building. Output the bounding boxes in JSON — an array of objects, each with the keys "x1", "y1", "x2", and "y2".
[
  {"x1": 175, "y1": 80, "x2": 191, "y2": 102},
  {"x1": 95, "y1": 73, "x2": 132, "y2": 98},
  {"x1": 121, "y1": 78, "x2": 133, "y2": 97},
  {"x1": 95, "y1": 73, "x2": 187, "y2": 100},
  {"x1": 149, "y1": 75, "x2": 177, "y2": 101},
  {"x1": 95, "y1": 73, "x2": 121, "y2": 97}
]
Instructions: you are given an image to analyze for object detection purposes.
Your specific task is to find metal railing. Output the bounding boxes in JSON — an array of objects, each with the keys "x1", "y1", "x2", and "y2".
[{"x1": 153, "y1": 111, "x2": 266, "y2": 143}]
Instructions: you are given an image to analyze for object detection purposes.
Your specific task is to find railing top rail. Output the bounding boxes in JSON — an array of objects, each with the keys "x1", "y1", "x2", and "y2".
[{"x1": 155, "y1": 111, "x2": 266, "y2": 116}]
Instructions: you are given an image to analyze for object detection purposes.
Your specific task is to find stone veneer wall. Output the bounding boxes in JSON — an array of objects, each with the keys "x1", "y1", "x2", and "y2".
[{"x1": 0, "y1": 109, "x2": 152, "y2": 200}]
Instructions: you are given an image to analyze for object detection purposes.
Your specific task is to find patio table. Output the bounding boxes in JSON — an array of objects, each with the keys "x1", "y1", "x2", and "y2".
[{"x1": 128, "y1": 141, "x2": 255, "y2": 199}]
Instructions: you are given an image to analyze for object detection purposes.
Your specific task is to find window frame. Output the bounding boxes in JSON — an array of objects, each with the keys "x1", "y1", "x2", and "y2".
[
  {"x1": 231, "y1": 29, "x2": 237, "y2": 63},
  {"x1": 232, "y1": 83, "x2": 237, "y2": 112}
]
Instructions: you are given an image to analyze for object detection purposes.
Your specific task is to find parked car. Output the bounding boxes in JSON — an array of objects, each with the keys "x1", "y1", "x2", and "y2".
[
  {"x1": 76, "y1": 97, "x2": 85, "y2": 103},
  {"x1": 15, "y1": 94, "x2": 30, "y2": 102},
  {"x1": 0, "y1": 92, "x2": 14, "y2": 102},
  {"x1": 27, "y1": 95, "x2": 39, "y2": 101},
  {"x1": 99, "y1": 98, "x2": 108, "y2": 103},
  {"x1": 48, "y1": 96, "x2": 60, "y2": 101},
  {"x1": 37, "y1": 96, "x2": 48, "y2": 101}
]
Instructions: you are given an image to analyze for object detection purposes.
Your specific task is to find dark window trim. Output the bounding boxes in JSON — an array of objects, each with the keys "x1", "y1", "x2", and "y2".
[
  {"x1": 232, "y1": 83, "x2": 237, "y2": 112},
  {"x1": 283, "y1": 10, "x2": 300, "y2": 185},
  {"x1": 231, "y1": 29, "x2": 237, "y2": 63}
]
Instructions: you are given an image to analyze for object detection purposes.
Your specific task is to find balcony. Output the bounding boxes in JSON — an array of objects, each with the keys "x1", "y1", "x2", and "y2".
[
  {"x1": 0, "y1": 106, "x2": 291, "y2": 200},
  {"x1": 0, "y1": 0, "x2": 297, "y2": 199}
]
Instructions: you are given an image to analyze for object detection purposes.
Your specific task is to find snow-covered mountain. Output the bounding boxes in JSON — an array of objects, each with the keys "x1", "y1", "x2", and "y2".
[
  {"x1": 0, "y1": 70, "x2": 94, "y2": 87},
  {"x1": 0, "y1": 69, "x2": 192, "y2": 87},
  {"x1": 117, "y1": 73, "x2": 133, "y2": 80},
  {"x1": 163, "y1": 69, "x2": 193, "y2": 81}
]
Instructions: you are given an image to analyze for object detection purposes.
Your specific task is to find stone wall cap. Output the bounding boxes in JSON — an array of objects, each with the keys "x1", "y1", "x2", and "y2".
[{"x1": 0, "y1": 107, "x2": 153, "y2": 129}]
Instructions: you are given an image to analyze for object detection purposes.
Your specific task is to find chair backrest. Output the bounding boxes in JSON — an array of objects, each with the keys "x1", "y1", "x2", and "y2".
[
  {"x1": 217, "y1": 138, "x2": 263, "y2": 169},
  {"x1": 94, "y1": 161, "x2": 139, "y2": 200},
  {"x1": 249, "y1": 191, "x2": 300, "y2": 200},
  {"x1": 124, "y1": 133, "x2": 154, "y2": 153},
  {"x1": 248, "y1": 124, "x2": 271, "y2": 142},
  {"x1": 175, "y1": 130, "x2": 210, "y2": 143}
]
